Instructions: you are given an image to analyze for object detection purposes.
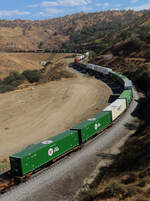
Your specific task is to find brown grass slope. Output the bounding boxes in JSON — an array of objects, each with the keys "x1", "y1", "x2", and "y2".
[
  {"x1": 77, "y1": 15, "x2": 150, "y2": 201},
  {"x1": 0, "y1": 10, "x2": 144, "y2": 52}
]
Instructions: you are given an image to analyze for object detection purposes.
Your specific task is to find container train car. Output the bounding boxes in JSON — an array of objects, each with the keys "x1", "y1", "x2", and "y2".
[
  {"x1": 6, "y1": 53, "x2": 133, "y2": 186},
  {"x1": 74, "y1": 52, "x2": 89, "y2": 64}
]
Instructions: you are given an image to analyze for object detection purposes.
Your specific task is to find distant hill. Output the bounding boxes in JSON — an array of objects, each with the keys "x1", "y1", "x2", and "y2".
[{"x1": 0, "y1": 10, "x2": 147, "y2": 52}]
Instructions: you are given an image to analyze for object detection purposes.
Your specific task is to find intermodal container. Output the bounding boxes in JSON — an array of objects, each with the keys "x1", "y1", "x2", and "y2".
[
  {"x1": 75, "y1": 57, "x2": 80, "y2": 64},
  {"x1": 119, "y1": 90, "x2": 132, "y2": 106},
  {"x1": 10, "y1": 130, "x2": 79, "y2": 176},
  {"x1": 103, "y1": 99, "x2": 126, "y2": 121},
  {"x1": 86, "y1": 63, "x2": 95, "y2": 70},
  {"x1": 71, "y1": 111, "x2": 111, "y2": 142},
  {"x1": 78, "y1": 62, "x2": 86, "y2": 68},
  {"x1": 94, "y1": 65, "x2": 112, "y2": 75},
  {"x1": 124, "y1": 79, "x2": 132, "y2": 90},
  {"x1": 86, "y1": 64, "x2": 112, "y2": 74},
  {"x1": 110, "y1": 71, "x2": 127, "y2": 87}
]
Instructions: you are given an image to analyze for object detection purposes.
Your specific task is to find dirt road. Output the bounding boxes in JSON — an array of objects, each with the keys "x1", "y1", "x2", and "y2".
[{"x1": 0, "y1": 59, "x2": 111, "y2": 159}]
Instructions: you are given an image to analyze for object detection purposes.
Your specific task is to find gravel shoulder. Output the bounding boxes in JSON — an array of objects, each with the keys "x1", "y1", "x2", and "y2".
[{"x1": 0, "y1": 59, "x2": 111, "y2": 159}]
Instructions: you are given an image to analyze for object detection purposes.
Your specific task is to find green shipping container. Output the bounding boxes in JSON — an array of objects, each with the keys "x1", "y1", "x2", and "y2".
[
  {"x1": 71, "y1": 111, "x2": 111, "y2": 143},
  {"x1": 77, "y1": 62, "x2": 86, "y2": 68},
  {"x1": 10, "y1": 130, "x2": 79, "y2": 176},
  {"x1": 110, "y1": 71, "x2": 127, "y2": 86},
  {"x1": 119, "y1": 90, "x2": 132, "y2": 106}
]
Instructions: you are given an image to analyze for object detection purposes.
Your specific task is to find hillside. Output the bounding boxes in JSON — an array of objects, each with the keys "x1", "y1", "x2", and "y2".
[
  {"x1": 73, "y1": 10, "x2": 150, "y2": 201},
  {"x1": 62, "y1": 10, "x2": 150, "y2": 53},
  {"x1": 0, "y1": 10, "x2": 145, "y2": 52}
]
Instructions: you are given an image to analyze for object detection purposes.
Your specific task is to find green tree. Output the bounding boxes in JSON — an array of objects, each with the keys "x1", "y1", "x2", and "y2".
[{"x1": 23, "y1": 70, "x2": 42, "y2": 83}]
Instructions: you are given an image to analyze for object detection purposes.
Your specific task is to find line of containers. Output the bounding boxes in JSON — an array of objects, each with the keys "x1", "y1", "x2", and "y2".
[{"x1": 10, "y1": 59, "x2": 133, "y2": 177}]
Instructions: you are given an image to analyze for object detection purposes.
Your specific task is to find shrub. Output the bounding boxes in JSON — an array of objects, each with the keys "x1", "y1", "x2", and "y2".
[
  {"x1": 22, "y1": 70, "x2": 42, "y2": 83},
  {"x1": 97, "y1": 181, "x2": 125, "y2": 199},
  {"x1": 3, "y1": 71, "x2": 25, "y2": 85},
  {"x1": 0, "y1": 84, "x2": 15, "y2": 93},
  {"x1": 144, "y1": 49, "x2": 150, "y2": 59},
  {"x1": 132, "y1": 39, "x2": 144, "y2": 50}
]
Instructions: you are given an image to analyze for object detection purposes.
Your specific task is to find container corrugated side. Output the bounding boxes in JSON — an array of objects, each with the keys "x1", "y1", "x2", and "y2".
[
  {"x1": 78, "y1": 62, "x2": 86, "y2": 68},
  {"x1": 87, "y1": 64, "x2": 112, "y2": 75},
  {"x1": 110, "y1": 71, "x2": 127, "y2": 86},
  {"x1": 86, "y1": 64, "x2": 94, "y2": 70},
  {"x1": 119, "y1": 90, "x2": 132, "y2": 106},
  {"x1": 10, "y1": 130, "x2": 79, "y2": 176},
  {"x1": 124, "y1": 80, "x2": 132, "y2": 89},
  {"x1": 94, "y1": 65, "x2": 112, "y2": 75},
  {"x1": 103, "y1": 99, "x2": 126, "y2": 121},
  {"x1": 71, "y1": 111, "x2": 112, "y2": 142}
]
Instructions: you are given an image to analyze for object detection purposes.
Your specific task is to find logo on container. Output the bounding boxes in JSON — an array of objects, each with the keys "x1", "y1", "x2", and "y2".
[
  {"x1": 48, "y1": 146, "x2": 59, "y2": 157},
  {"x1": 88, "y1": 118, "x2": 96, "y2": 121},
  {"x1": 42, "y1": 140, "x2": 53, "y2": 145},
  {"x1": 48, "y1": 148, "x2": 53, "y2": 156},
  {"x1": 94, "y1": 123, "x2": 101, "y2": 130}
]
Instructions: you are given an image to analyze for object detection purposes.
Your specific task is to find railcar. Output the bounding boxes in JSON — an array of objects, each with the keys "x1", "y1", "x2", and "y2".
[
  {"x1": 75, "y1": 57, "x2": 80, "y2": 64},
  {"x1": 119, "y1": 90, "x2": 133, "y2": 107},
  {"x1": 71, "y1": 111, "x2": 112, "y2": 142},
  {"x1": 124, "y1": 79, "x2": 132, "y2": 90},
  {"x1": 10, "y1": 130, "x2": 79, "y2": 177},
  {"x1": 86, "y1": 64, "x2": 112, "y2": 75},
  {"x1": 103, "y1": 99, "x2": 127, "y2": 121},
  {"x1": 109, "y1": 71, "x2": 128, "y2": 87}
]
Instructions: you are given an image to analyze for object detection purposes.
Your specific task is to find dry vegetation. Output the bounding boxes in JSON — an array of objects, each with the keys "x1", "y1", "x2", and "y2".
[
  {"x1": 77, "y1": 19, "x2": 150, "y2": 201},
  {"x1": 0, "y1": 11, "x2": 144, "y2": 52},
  {"x1": 0, "y1": 53, "x2": 50, "y2": 79},
  {"x1": 0, "y1": 53, "x2": 74, "y2": 93}
]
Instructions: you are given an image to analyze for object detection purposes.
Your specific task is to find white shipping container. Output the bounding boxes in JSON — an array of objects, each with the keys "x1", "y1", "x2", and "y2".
[
  {"x1": 99, "y1": 66, "x2": 112, "y2": 75},
  {"x1": 87, "y1": 64, "x2": 112, "y2": 74},
  {"x1": 86, "y1": 64, "x2": 95, "y2": 70},
  {"x1": 103, "y1": 99, "x2": 126, "y2": 121},
  {"x1": 124, "y1": 79, "x2": 132, "y2": 89}
]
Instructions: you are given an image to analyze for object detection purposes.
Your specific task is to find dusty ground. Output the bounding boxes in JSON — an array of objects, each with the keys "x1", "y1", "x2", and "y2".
[
  {"x1": 0, "y1": 53, "x2": 51, "y2": 79},
  {"x1": 0, "y1": 58, "x2": 111, "y2": 163}
]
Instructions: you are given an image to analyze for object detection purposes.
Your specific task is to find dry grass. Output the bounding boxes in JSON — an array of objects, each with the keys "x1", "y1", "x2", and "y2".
[
  {"x1": 77, "y1": 40, "x2": 150, "y2": 201},
  {"x1": 0, "y1": 53, "x2": 71, "y2": 79},
  {"x1": 0, "y1": 53, "x2": 74, "y2": 93},
  {"x1": 0, "y1": 53, "x2": 51, "y2": 79},
  {"x1": 0, "y1": 159, "x2": 10, "y2": 173}
]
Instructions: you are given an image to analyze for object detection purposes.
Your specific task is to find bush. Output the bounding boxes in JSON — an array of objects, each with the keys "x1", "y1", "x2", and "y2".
[
  {"x1": 0, "y1": 84, "x2": 15, "y2": 93},
  {"x1": 22, "y1": 70, "x2": 42, "y2": 83},
  {"x1": 3, "y1": 71, "x2": 25, "y2": 85},
  {"x1": 0, "y1": 71, "x2": 26, "y2": 93},
  {"x1": 144, "y1": 49, "x2": 150, "y2": 59},
  {"x1": 103, "y1": 182, "x2": 125, "y2": 197}
]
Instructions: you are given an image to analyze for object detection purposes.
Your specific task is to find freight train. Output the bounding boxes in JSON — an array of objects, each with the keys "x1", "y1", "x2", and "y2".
[{"x1": 0, "y1": 53, "x2": 133, "y2": 193}]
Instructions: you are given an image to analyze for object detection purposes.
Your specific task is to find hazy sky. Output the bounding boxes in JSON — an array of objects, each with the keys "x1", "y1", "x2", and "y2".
[{"x1": 0, "y1": 0, "x2": 150, "y2": 20}]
